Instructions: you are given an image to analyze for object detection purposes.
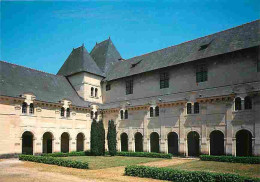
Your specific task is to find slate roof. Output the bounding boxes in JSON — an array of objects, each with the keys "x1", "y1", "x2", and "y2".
[
  {"x1": 57, "y1": 45, "x2": 104, "y2": 77},
  {"x1": 0, "y1": 61, "x2": 91, "y2": 107},
  {"x1": 105, "y1": 20, "x2": 260, "y2": 81},
  {"x1": 90, "y1": 38, "x2": 122, "y2": 75}
]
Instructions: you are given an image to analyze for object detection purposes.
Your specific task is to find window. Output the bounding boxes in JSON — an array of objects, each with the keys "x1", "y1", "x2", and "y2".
[
  {"x1": 95, "y1": 88, "x2": 98, "y2": 97},
  {"x1": 126, "y1": 79, "x2": 133, "y2": 95},
  {"x1": 106, "y1": 84, "x2": 111, "y2": 91},
  {"x1": 150, "y1": 107, "x2": 154, "y2": 117},
  {"x1": 120, "y1": 110, "x2": 124, "y2": 119},
  {"x1": 155, "y1": 106, "x2": 159, "y2": 117},
  {"x1": 66, "y1": 108, "x2": 70, "y2": 117},
  {"x1": 61, "y1": 107, "x2": 65, "y2": 117},
  {"x1": 29, "y1": 103, "x2": 34, "y2": 114},
  {"x1": 95, "y1": 112, "x2": 98, "y2": 119},
  {"x1": 257, "y1": 55, "x2": 260, "y2": 72},
  {"x1": 244, "y1": 96, "x2": 252, "y2": 110},
  {"x1": 187, "y1": 103, "x2": 192, "y2": 114},
  {"x1": 91, "y1": 87, "x2": 94, "y2": 97},
  {"x1": 194, "y1": 102, "x2": 200, "y2": 114},
  {"x1": 22, "y1": 102, "x2": 27, "y2": 114},
  {"x1": 160, "y1": 72, "x2": 169, "y2": 89},
  {"x1": 196, "y1": 64, "x2": 208, "y2": 83},
  {"x1": 125, "y1": 110, "x2": 128, "y2": 119},
  {"x1": 90, "y1": 111, "x2": 94, "y2": 119},
  {"x1": 235, "y1": 97, "x2": 242, "y2": 111}
]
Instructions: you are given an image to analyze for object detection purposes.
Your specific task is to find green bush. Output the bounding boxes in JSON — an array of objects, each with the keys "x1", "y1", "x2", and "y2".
[
  {"x1": 19, "y1": 155, "x2": 88, "y2": 169},
  {"x1": 98, "y1": 119, "x2": 105, "y2": 156},
  {"x1": 107, "y1": 120, "x2": 117, "y2": 156},
  {"x1": 42, "y1": 151, "x2": 85, "y2": 157},
  {"x1": 200, "y1": 155, "x2": 260, "y2": 164},
  {"x1": 117, "y1": 151, "x2": 172, "y2": 159},
  {"x1": 125, "y1": 165, "x2": 260, "y2": 182},
  {"x1": 91, "y1": 119, "x2": 99, "y2": 155}
]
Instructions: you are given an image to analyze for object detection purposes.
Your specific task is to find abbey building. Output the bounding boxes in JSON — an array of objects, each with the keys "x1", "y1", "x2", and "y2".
[{"x1": 0, "y1": 20, "x2": 260, "y2": 158}]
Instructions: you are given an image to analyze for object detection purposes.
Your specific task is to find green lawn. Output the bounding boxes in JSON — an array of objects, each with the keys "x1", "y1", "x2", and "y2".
[
  {"x1": 63, "y1": 156, "x2": 162, "y2": 170},
  {"x1": 168, "y1": 160, "x2": 260, "y2": 178}
]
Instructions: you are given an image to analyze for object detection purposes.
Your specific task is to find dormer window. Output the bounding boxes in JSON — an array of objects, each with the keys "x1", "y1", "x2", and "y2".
[
  {"x1": 66, "y1": 108, "x2": 70, "y2": 117},
  {"x1": 120, "y1": 110, "x2": 124, "y2": 120},
  {"x1": 95, "y1": 88, "x2": 98, "y2": 97},
  {"x1": 29, "y1": 103, "x2": 34, "y2": 114},
  {"x1": 187, "y1": 103, "x2": 192, "y2": 114},
  {"x1": 124, "y1": 110, "x2": 128, "y2": 119},
  {"x1": 61, "y1": 107, "x2": 65, "y2": 117},
  {"x1": 90, "y1": 111, "x2": 94, "y2": 119},
  {"x1": 22, "y1": 102, "x2": 27, "y2": 114},
  {"x1": 155, "y1": 106, "x2": 159, "y2": 117}
]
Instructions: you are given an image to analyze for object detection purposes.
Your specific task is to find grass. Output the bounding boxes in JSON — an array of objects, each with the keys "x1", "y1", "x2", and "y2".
[
  {"x1": 62, "y1": 156, "x2": 163, "y2": 170},
  {"x1": 167, "y1": 160, "x2": 260, "y2": 178}
]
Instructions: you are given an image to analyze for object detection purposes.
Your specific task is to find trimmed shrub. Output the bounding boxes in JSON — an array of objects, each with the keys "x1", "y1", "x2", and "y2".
[
  {"x1": 19, "y1": 155, "x2": 88, "y2": 169},
  {"x1": 91, "y1": 119, "x2": 99, "y2": 155},
  {"x1": 42, "y1": 151, "x2": 86, "y2": 157},
  {"x1": 117, "y1": 151, "x2": 172, "y2": 159},
  {"x1": 125, "y1": 165, "x2": 260, "y2": 182},
  {"x1": 200, "y1": 155, "x2": 260, "y2": 164},
  {"x1": 107, "y1": 120, "x2": 117, "y2": 156}
]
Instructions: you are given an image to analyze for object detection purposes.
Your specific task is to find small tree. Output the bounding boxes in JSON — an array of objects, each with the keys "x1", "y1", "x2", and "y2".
[
  {"x1": 98, "y1": 119, "x2": 105, "y2": 156},
  {"x1": 90, "y1": 119, "x2": 99, "y2": 155},
  {"x1": 107, "y1": 120, "x2": 117, "y2": 156}
]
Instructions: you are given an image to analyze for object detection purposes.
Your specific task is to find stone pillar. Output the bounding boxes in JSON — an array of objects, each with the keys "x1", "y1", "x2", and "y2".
[
  {"x1": 143, "y1": 137, "x2": 148, "y2": 152},
  {"x1": 71, "y1": 137, "x2": 76, "y2": 152},
  {"x1": 232, "y1": 137, "x2": 236, "y2": 156},
  {"x1": 54, "y1": 138, "x2": 61, "y2": 153}
]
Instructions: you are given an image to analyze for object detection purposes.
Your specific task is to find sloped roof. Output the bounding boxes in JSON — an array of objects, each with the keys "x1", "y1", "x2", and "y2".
[
  {"x1": 57, "y1": 45, "x2": 104, "y2": 77},
  {"x1": 105, "y1": 20, "x2": 260, "y2": 81},
  {"x1": 0, "y1": 61, "x2": 91, "y2": 107},
  {"x1": 90, "y1": 38, "x2": 121, "y2": 74}
]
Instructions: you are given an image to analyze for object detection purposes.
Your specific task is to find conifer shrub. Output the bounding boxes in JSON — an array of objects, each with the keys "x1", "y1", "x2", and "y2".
[
  {"x1": 107, "y1": 120, "x2": 117, "y2": 156},
  {"x1": 90, "y1": 119, "x2": 99, "y2": 155}
]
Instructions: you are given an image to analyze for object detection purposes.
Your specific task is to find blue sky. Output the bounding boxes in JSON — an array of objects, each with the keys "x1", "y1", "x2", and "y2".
[{"x1": 1, "y1": 0, "x2": 259, "y2": 74}]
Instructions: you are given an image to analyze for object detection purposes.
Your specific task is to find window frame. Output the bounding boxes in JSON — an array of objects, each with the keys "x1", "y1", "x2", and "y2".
[
  {"x1": 160, "y1": 72, "x2": 169, "y2": 89},
  {"x1": 235, "y1": 97, "x2": 242, "y2": 111},
  {"x1": 150, "y1": 107, "x2": 154, "y2": 117},
  {"x1": 120, "y1": 110, "x2": 124, "y2": 119},
  {"x1": 29, "y1": 103, "x2": 34, "y2": 114},
  {"x1": 66, "y1": 108, "x2": 70, "y2": 117},
  {"x1": 194, "y1": 102, "x2": 200, "y2": 114},
  {"x1": 61, "y1": 107, "x2": 65, "y2": 117},
  {"x1": 95, "y1": 88, "x2": 98, "y2": 97},
  {"x1": 126, "y1": 78, "x2": 133, "y2": 95},
  {"x1": 22, "y1": 102, "x2": 27, "y2": 114},
  {"x1": 187, "y1": 103, "x2": 192, "y2": 114},
  {"x1": 124, "y1": 110, "x2": 128, "y2": 119},
  {"x1": 196, "y1": 64, "x2": 208, "y2": 83},
  {"x1": 106, "y1": 84, "x2": 111, "y2": 91},
  {"x1": 155, "y1": 106, "x2": 159, "y2": 117}
]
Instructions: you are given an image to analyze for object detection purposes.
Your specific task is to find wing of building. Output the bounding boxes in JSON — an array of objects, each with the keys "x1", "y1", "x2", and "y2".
[{"x1": 0, "y1": 20, "x2": 260, "y2": 157}]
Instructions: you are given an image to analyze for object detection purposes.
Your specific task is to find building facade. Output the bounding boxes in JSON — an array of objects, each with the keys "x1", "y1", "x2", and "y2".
[{"x1": 0, "y1": 20, "x2": 260, "y2": 158}]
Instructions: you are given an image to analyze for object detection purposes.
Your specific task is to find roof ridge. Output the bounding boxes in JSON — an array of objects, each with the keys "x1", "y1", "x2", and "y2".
[
  {"x1": 126, "y1": 19, "x2": 260, "y2": 61},
  {"x1": 0, "y1": 60, "x2": 64, "y2": 78}
]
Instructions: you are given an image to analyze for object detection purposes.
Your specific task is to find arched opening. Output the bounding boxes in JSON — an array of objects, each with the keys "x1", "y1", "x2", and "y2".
[
  {"x1": 22, "y1": 131, "x2": 33, "y2": 155},
  {"x1": 76, "y1": 133, "x2": 84, "y2": 151},
  {"x1": 134, "y1": 132, "x2": 143, "y2": 152},
  {"x1": 61, "y1": 132, "x2": 70, "y2": 153},
  {"x1": 244, "y1": 96, "x2": 252, "y2": 110},
  {"x1": 235, "y1": 97, "x2": 242, "y2": 111},
  {"x1": 236, "y1": 130, "x2": 252, "y2": 156},
  {"x1": 168, "y1": 132, "x2": 178, "y2": 155},
  {"x1": 150, "y1": 132, "x2": 160, "y2": 153},
  {"x1": 43, "y1": 132, "x2": 53, "y2": 154},
  {"x1": 29, "y1": 103, "x2": 34, "y2": 114},
  {"x1": 22, "y1": 102, "x2": 27, "y2": 114},
  {"x1": 210, "y1": 130, "x2": 224, "y2": 156},
  {"x1": 187, "y1": 131, "x2": 200, "y2": 157},
  {"x1": 120, "y1": 133, "x2": 128, "y2": 151}
]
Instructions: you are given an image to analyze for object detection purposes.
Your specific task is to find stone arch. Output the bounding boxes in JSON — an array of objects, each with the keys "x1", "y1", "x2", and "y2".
[
  {"x1": 22, "y1": 131, "x2": 34, "y2": 155},
  {"x1": 187, "y1": 131, "x2": 200, "y2": 157},
  {"x1": 134, "y1": 132, "x2": 143, "y2": 152},
  {"x1": 167, "y1": 132, "x2": 178, "y2": 155},
  {"x1": 236, "y1": 129, "x2": 252, "y2": 156},
  {"x1": 120, "y1": 133, "x2": 128, "y2": 152},
  {"x1": 76, "y1": 133, "x2": 85, "y2": 151},
  {"x1": 210, "y1": 130, "x2": 224, "y2": 155},
  {"x1": 42, "y1": 132, "x2": 53, "y2": 154},
  {"x1": 150, "y1": 132, "x2": 160, "y2": 153},
  {"x1": 61, "y1": 132, "x2": 70, "y2": 153}
]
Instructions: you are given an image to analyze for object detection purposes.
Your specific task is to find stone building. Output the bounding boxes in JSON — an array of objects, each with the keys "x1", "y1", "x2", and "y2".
[{"x1": 0, "y1": 20, "x2": 259, "y2": 158}]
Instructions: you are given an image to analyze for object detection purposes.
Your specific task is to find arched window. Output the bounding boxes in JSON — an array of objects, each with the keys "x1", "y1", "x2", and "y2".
[
  {"x1": 94, "y1": 111, "x2": 98, "y2": 119},
  {"x1": 66, "y1": 108, "x2": 70, "y2": 117},
  {"x1": 244, "y1": 96, "x2": 252, "y2": 110},
  {"x1": 235, "y1": 97, "x2": 242, "y2": 111},
  {"x1": 194, "y1": 102, "x2": 199, "y2": 114},
  {"x1": 125, "y1": 110, "x2": 128, "y2": 119},
  {"x1": 91, "y1": 87, "x2": 94, "y2": 97},
  {"x1": 90, "y1": 111, "x2": 94, "y2": 119},
  {"x1": 61, "y1": 107, "x2": 65, "y2": 117},
  {"x1": 95, "y1": 88, "x2": 98, "y2": 97},
  {"x1": 150, "y1": 107, "x2": 154, "y2": 117},
  {"x1": 187, "y1": 103, "x2": 192, "y2": 114},
  {"x1": 29, "y1": 103, "x2": 34, "y2": 114},
  {"x1": 120, "y1": 110, "x2": 124, "y2": 119},
  {"x1": 22, "y1": 102, "x2": 27, "y2": 114},
  {"x1": 155, "y1": 106, "x2": 159, "y2": 117}
]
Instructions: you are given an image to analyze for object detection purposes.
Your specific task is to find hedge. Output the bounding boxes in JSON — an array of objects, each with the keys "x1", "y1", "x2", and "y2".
[
  {"x1": 42, "y1": 151, "x2": 86, "y2": 157},
  {"x1": 200, "y1": 155, "x2": 260, "y2": 164},
  {"x1": 19, "y1": 155, "x2": 88, "y2": 169},
  {"x1": 125, "y1": 165, "x2": 260, "y2": 182},
  {"x1": 117, "y1": 152, "x2": 172, "y2": 159}
]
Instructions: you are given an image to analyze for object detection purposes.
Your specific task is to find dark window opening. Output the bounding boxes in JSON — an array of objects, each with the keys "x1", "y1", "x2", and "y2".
[
  {"x1": 95, "y1": 88, "x2": 98, "y2": 97},
  {"x1": 94, "y1": 111, "x2": 98, "y2": 119},
  {"x1": 244, "y1": 96, "x2": 252, "y2": 110},
  {"x1": 125, "y1": 110, "x2": 128, "y2": 119},
  {"x1": 61, "y1": 107, "x2": 65, "y2": 117},
  {"x1": 106, "y1": 84, "x2": 111, "y2": 91},
  {"x1": 22, "y1": 102, "x2": 27, "y2": 114},
  {"x1": 91, "y1": 87, "x2": 94, "y2": 96},
  {"x1": 160, "y1": 72, "x2": 169, "y2": 89},
  {"x1": 155, "y1": 106, "x2": 159, "y2": 117},
  {"x1": 90, "y1": 111, "x2": 94, "y2": 119},
  {"x1": 150, "y1": 107, "x2": 154, "y2": 117},
  {"x1": 66, "y1": 108, "x2": 70, "y2": 117},
  {"x1": 29, "y1": 103, "x2": 34, "y2": 114},
  {"x1": 235, "y1": 97, "x2": 242, "y2": 111},
  {"x1": 187, "y1": 103, "x2": 192, "y2": 114},
  {"x1": 120, "y1": 110, "x2": 124, "y2": 119},
  {"x1": 196, "y1": 64, "x2": 208, "y2": 83},
  {"x1": 194, "y1": 102, "x2": 200, "y2": 114},
  {"x1": 126, "y1": 79, "x2": 133, "y2": 95}
]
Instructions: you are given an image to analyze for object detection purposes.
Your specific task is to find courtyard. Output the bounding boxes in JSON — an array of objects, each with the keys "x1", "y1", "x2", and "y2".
[{"x1": 0, "y1": 156, "x2": 259, "y2": 182}]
